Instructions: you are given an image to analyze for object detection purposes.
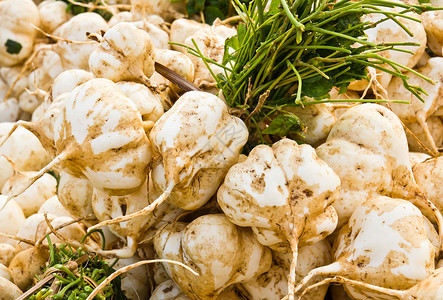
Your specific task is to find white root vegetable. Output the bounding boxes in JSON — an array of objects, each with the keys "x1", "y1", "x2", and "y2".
[
  {"x1": 18, "y1": 92, "x2": 41, "y2": 115},
  {"x1": 0, "y1": 263, "x2": 11, "y2": 281},
  {"x1": 149, "y1": 91, "x2": 248, "y2": 209},
  {"x1": 109, "y1": 255, "x2": 152, "y2": 300},
  {"x1": 0, "y1": 155, "x2": 15, "y2": 190},
  {"x1": 90, "y1": 91, "x2": 248, "y2": 229},
  {"x1": 0, "y1": 276, "x2": 23, "y2": 299},
  {"x1": 16, "y1": 214, "x2": 87, "y2": 251},
  {"x1": 116, "y1": 81, "x2": 164, "y2": 132},
  {"x1": 409, "y1": 151, "x2": 430, "y2": 168},
  {"x1": 294, "y1": 195, "x2": 436, "y2": 299},
  {"x1": 0, "y1": 243, "x2": 17, "y2": 267},
  {"x1": 170, "y1": 18, "x2": 210, "y2": 52},
  {"x1": 150, "y1": 279, "x2": 192, "y2": 300},
  {"x1": 413, "y1": 156, "x2": 443, "y2": 214},
  {"x1": 37, "y1": 195, "x2": 73, "y2": 218},
  {"x1": 0, "y1": 0, "x2": 40, "y2": 67},
  {"x1": 50, "y1": 69, "x2": 94, "y2": 101},
  {"x1": 405, "y1": 116, "x2": 443, "y2": 153},
  {"x1": 422, "y1": 0, "x2": 443, "y2": 55},
  {"x1": 1, "y1": 77, "x2": 152, "y2": 205},
  {"x1": 0, "y1": 98, "x2": 20, "y2": 122},
  {"x1": 89, "y1": 22, "x2": 155, "y2": 84},
  {"x1": 37, "y1": 0, "x2": 69, "y2": 34},
  {"x1": 8, "y1": 246, "x2": 49, "y2": 291},
  {"x1": 0, "y1": 196, "x2": 26, "y2": 246},
  {"x1": 387, "y1": 57, "x2": 443, "y2": 154},
  {"x1": 217, "y1": 138, "x2": 340, "y2": 300},
  {"x1": 53, "y1": 12, "x2": 109, "y2": 70},
  {"x1": 154, "y1": 214, "x2": 272, "y2": 300},
  {"x1": 241, "y1": 240, "x2": 332, "y2": 300},
  {"x1": 52, "y1": 78, "x2": 151, "y2": 194},
  {"x1": 316, "y1": 104, "x2": 443, "y2": 234},
  {"x1": 0, "y1": 66, "x2": 28, "y2": 98},
  {"x1": 6, "y1": 69, "x2": 94, "y2": 156},
  {"x1": 0, "y1": 123, "x2": 51, "y2": 171},
  {"x1": 57, "y1": 171, "x2": 95, "y2": 221},
  {"x1": 1, "y1": 171, "x2": 56, "y2": 217},
  {"x1": 26, "y1": 48, "x2": 64, "y2": 93},
  {"x1": 91, "y1": 180, "x2": 169, "y2": 257}
]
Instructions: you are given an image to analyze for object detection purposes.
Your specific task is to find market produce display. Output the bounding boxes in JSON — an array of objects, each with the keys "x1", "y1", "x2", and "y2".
[{"x1": 0, "y1": 0, "x2": 443, "y2": 299}]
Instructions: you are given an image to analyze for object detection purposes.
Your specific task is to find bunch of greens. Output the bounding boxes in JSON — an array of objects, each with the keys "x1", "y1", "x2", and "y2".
[
  {"x1": 27, "y1": 235, "x2": 127, "y2": 300},
  {"x1": 185, "y1": 0, "x2": 439, "y2": 147},
  {"x1": 59, "y1": 0, "x2": 113, "y2": 21}
]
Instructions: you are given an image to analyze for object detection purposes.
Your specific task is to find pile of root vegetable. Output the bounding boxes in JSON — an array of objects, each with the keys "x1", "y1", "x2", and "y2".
[{"x1": 1, "y1": 0, "x2": 443, "y2": 299}]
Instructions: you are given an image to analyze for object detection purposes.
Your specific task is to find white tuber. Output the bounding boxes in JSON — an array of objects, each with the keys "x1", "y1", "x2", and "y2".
[
  {"x1": 89, "y1": 22, "x2": 155, "y2": 83},
  {"x1": 0, "y1": 243, "x2": 17, "y2": 267},
  {"x1": 413, "y1": 156, "x2": 443, "y2": 214},
  {"x1": 154, "y1": 214, "x2": 272, "y2": 300},
  {"x1": 242, "y1": 240, "x2": 332, "y2": 300},
  {"x1": 294, "y1": 196, "x2": 436, "y2": 299},
  {"x1": 217, "y1": 138, "x2": 340, "y2": 300},
  {"x1": 0, "y1": 0, "x2": 40, "y2": 67},
  {"x1": 90, "y1": 91, "x2": 248, "y2": 229},
  {"x1": 316, "y1": 103, "x2": 443, "y2": 233},
  {"x1": 0, "y1": 196, "x2": 26, "y2": 246},
  {"x1": 37, "y1": 0, "x2": 69, "y2": 34},
  {"x1": 53, "y1": 12, "x2": 108, "y2": 70},
  {"x1": 1, "y1": 171, "x2": 56, "y2": 217}
]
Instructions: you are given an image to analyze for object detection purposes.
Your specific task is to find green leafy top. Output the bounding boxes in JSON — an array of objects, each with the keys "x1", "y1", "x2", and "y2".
[
  {"x1": 28, "y1": 235, "x2": 127, "y2": 300},
  {"x1": 184, "y1": 0, "x2": 440, "y2": 147}
]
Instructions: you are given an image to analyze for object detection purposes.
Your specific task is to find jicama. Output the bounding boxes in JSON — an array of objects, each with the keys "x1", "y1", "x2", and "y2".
[
  {"x1": 0, "y1": 196, "x2": 25, "y2": 245},
  {"x1": 218, "y1": 138, "x2": 341, "y2": 300},
  {"x1": 37, "y1": 195, "x2": 73, "y2": 218},
  {"x1": 89, "y1": 22, "x2": 155, "y2": 84},
  {"x1": 422, "y1": 0, "x2": 443, "y2": 56},
  {"x1": 91, "y1": 180, "x2": 169, "y2": 257},
  {"x1": 37, "y1": 0, "x2": 69, "y2": 34},
  {"x1": 0, "y1": 123, "x2": 51, "y2": 171},
  {"x1": 316, "y1": 104, "x2": 443, "y2": 233},
  {"x1": 154, "y1": 214, "x2": 272, "y2": 300},
  {"x1": 0, "y1": 276, "x2": 22, "y2": 299},
  {"x1": 1, "y1": 171, "x2": 56, "y2": 217},
  {"x1": 170, "y1": 18, "x2": 210, "y2": 51},
  {"x1": 241, "y1": 240, "x2": 332, "y2": 300},
  {"x1": 57, "y1": 171, "x2": 95, "y2": 221},
  {"x1": 294, "y1": 196, "x2": 436, "y2": 299},
  {"x1": 90, "y1": 91, "x2": 248, "y2": 229},
  {"x1": 413, "y1": 156, "x2": 443, "y2": 214},
  {"x1": 8, "y1": 246, "x2": 49, "y2": 291},
  {"x1": 0, "y1": 0, "x2": 40, "y2": 67},
  {"x1": 53, "y1": 12, "x2": 108, "y2": 70}
]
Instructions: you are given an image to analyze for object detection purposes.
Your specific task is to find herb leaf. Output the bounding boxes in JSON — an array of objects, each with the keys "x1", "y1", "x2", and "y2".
[
  {"x1": 263, "y1": 114, "x2": 304, "y2": 137},
  {"x1": 5, "y1": 39, "x2": 22, "y2": 54}
]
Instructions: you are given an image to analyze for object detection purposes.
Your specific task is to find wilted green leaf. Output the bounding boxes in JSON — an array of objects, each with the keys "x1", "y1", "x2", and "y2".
[
  {"x1": 263, "y1": 114, "x2": 304, "y2": 136},
  {"x1": 5, "y1": 39, "x2": 22, "y2": 54}
]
